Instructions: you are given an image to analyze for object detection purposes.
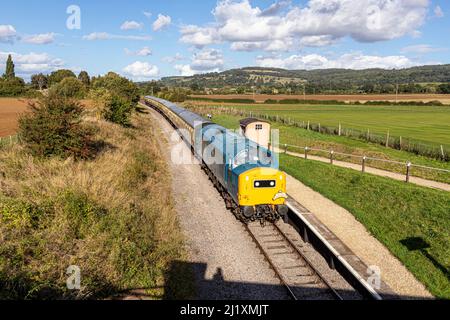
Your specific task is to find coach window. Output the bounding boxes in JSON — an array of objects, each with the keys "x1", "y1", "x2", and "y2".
[{"x1": 255, "y1": 124, "x2": 263, "y2": 130}]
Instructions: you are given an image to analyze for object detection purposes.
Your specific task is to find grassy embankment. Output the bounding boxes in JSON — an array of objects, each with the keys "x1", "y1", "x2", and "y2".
[
  {"x1": 0, "y1": 108, "x2": 193, "y2": 299},
  {"x1": 280, "y1": 154, "x2": 450, "y2": 299},
  {"x1": 196, "y1": 110, "x2": 450, "y2": 184}
]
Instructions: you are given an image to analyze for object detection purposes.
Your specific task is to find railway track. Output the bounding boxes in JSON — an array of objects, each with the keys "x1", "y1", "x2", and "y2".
[
  {"x1": 142, "y1": 99, "x2": 387, "y2": 300},
  {"x1": 246, "y1": 221, "x2": 343, "y2": 300}
]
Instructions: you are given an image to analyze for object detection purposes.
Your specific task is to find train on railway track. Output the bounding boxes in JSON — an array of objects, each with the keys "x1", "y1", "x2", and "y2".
[{"x1": 143, "y1": 96, "x2": 288, "y2": 222}]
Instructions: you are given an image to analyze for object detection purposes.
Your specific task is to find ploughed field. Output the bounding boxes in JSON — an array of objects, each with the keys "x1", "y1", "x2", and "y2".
[
  {"x1": 191, "y1": 94, "x2": 450, "y2": 104},
  {"x1": 0, "y1": 98, "x2": 29, "y2": 137},
  {"x1": 189, "y1": 102, "x2": 450, "y2": 148},
  {"x1": 0, "y1": 98, "x2": 95, "y2": 137}
]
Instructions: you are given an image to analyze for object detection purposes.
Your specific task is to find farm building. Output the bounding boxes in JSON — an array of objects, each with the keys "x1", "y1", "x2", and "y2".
[{"x1": 239, "y1": 118, "x2": 271, "y2": 149}]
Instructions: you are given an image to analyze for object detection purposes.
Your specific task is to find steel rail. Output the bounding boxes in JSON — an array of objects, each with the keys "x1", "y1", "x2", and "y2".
[
  {"x1": 271, "y1": 223, "x2": 344, "y2": 300},
  {"x1": 245, "y1": 222, "x2": 343, "y2": 300},
  {"x1": 141, "y1": 98, "x2": 384, "y2": 300},
  {"x1": 244, "y1": 224, "x2": 299, "y2": 301}
]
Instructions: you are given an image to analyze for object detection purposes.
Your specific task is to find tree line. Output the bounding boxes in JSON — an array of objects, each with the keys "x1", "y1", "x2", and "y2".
[{"x1": 159, "y1": 65, "x2": 450, "y2": 95}]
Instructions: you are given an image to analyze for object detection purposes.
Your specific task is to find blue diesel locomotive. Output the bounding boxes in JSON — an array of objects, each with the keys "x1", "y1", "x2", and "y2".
[{"x1": 143, "y1": 96, "x2": 288, "y2": 222}]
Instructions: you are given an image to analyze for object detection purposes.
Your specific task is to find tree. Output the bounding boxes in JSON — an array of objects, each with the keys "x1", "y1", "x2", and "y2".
[
  {"x1": 50, "y1": 77, "x2": 86, "y2": 98},
  {"x1": 92, "y1": 72, "x2": 140, "y2": 106},
  {"x1": 91, "y1": 72, "x2": 139, "y2": 126},
  {"x1": 3, "y1": 54, "x2": 15, "y2": 79},
  {"x1": 102, "y1": 94, "x2": 133, "y2": 126},
  {"x1": 18, "y1": 92, "x2": 95, "y2": 159},
  {"x1": 0, "y1": 77, "x2": 25, "y2": 96},
  {"x1": 31, "y1": 73, "x2": 48, "y2": 90},
  {"x1": 48, "y1": 69, "x2": 76, "y2": 86},
  {"x1": 438, "y1": 83, "x2": 450, "y2": 94},
  {"x1": 78, "y1": 71, "x2": 90, "y2": 87}
]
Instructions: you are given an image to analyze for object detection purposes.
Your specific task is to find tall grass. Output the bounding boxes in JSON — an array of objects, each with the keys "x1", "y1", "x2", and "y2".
[{"x1": 0, "y1": 111, "x2": 185, "y2": 299}]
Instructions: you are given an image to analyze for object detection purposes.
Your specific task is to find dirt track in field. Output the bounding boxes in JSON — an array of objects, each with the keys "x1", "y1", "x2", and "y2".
[
  {"x1": 191, "y1": 94, "x2": 450, "y2": 104},
  {"x1": 0, "y1": 98, "x2": 30, "y2": 137}
]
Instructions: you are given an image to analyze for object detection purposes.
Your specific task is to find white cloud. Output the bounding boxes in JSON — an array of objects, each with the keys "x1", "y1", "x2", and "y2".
[
  {"x1": 175, "y1": 49, "x2": 224, "y2": 76},
  {"x1": 179, "y1": 0, "x2": 430, "y2": 51},
  {"x1": 0, "y1": 25, "x2": 17, "y2": 43},
  {"x1": 434, "y1": 5, "x2": 444, "y2": 18},
  {"x1": 0, "y1": 51, "x2": 64, "y2": 75},
  {"x1": 256, "y1": 52, "x2": 419, "y2": 70},
  {"x1": 163, "y1": 53, "x2": 184, "y2": 63},
  {"x1": 125, "y1": 46, "x2": 152, "y2": 56},
  {"x1": 121, "y1": 21, "x2": 144, "y2": 30},
  {"x1": 401, "y1": 44, "x2": 444, "y2": 55},
  {"x1": 174, "y1": 64, "x2": 195, "y2": 76},
  {"x1": 299, "y1": 35, "x2": 338, "y2": 47},
  {"x1": 143, "y1": 11, "x2": 152, "y2": 19},
  {"x1": 153, "y1": 14, "x2": 171, "y2": 31},
  {"x1": 83, "y1": 32, "x2": 152, "y2": 41},
  {"x1": 123, "y1": 61, "x2": 159, "y2": 79},
  {"x1": 22, "y1": 33, "x2": 56, "y2": 45},
  {"x1": 231, "y1": 39, "x2": 294, "y2": 52},
  {"x1": 180, "y1": 25, "x2": 220, "y2": 48}
]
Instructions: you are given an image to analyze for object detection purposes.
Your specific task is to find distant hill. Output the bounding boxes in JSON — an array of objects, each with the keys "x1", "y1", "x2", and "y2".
[{"x1": 160, "y1": 65, "x2": 450, "y2": 93}]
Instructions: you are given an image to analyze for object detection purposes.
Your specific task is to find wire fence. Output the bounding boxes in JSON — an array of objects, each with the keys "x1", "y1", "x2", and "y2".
[
  {"x1": 186, "y1": 104, "x2": 450, "y2": 162},
  {"x1": 274, "y1": 142, "x2": 450, "y2": 184}
]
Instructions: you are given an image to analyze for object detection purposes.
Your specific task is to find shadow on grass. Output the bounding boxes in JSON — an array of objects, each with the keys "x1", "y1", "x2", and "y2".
[{"x1": 400, "y1": 237, "x2": 450, "y2": 281}]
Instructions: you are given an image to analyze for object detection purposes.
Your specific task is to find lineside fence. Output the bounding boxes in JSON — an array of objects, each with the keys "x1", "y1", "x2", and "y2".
[
  {"x1": 186, "y1": 104, "x2": 449, "y2": 162},
  {"x1": 275, "y1": 142, "x2": 450, "y2": 184}
]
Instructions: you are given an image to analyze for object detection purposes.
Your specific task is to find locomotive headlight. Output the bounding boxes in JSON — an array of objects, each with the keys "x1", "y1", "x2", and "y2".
[
  {"x1": 270, "y1": 181, "x2": 275, "y2": 186},
  {"x1": 255, "y1": 182, "x2": 260, "y2": 187}
]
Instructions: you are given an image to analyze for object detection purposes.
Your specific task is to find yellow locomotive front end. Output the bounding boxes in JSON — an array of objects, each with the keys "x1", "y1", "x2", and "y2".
[{"x1": 237, "y1": 167, "x2": 288, "y2": 221}]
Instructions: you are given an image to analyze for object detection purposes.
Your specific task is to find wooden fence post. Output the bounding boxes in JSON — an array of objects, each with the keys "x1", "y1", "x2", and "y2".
[
  {"x1": 318, "y1": 123, "x2": 321, "y2": 133},
  {"x1": 338, "y1": 123, "x2": 341, "y2": 136},
  {"x1": 307, "y1": 121, "x2": 310, "y2": 131},
  {"x1": 284, "y1": 144, "x2": 288, "y2": 154},
  {"x1": 362, "y1": 156, "x2": 366, "y2": 173},
  {"x1": 441, "y1": 145, "x2": 445, "y2": 159},
  {"x1": 406, "y1": 162, "x2": 412, "y2": 183},
  {"x1": 330, "y1": 150, "x2": 334, "y2": 164},
  {"x1": 305, "y1": 147, "x2": 309, "y2": 160},
  {"x1": 386, "y1": 130, "x2": 390, "y2": 148}
]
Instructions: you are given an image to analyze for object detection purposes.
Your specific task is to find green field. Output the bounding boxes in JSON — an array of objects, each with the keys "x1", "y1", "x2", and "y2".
[
  {"x1": 206, "y1": 113, "x2": 450, "y2": 183},
  {"x1": 280, "y1": 154, "x2": 450, "y2": 299},
  {"x1": 188, "y1": 102, "x2": 450, "y2": 148}
]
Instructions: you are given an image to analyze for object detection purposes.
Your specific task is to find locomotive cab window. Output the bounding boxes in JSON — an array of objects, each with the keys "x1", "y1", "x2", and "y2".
[{"x1": 255, "y1": 124, "x2": 263, "y2": 130}]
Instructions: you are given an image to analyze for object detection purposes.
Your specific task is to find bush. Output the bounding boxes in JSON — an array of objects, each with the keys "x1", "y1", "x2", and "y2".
[
  {"x1": 18, "y1": 93, "x2": 95, "y2": 159},
  {"x1": 0, "y1": 77, "x2": 26, "y2": 96},
  {"x1": 50, "y1": 77, "x2": 86, "y2": 99},
  {"x1": 101, "y1": 94, "x2": 134, "y2": 126},
  {"x1": 437, "y1": 83, "x2": 450, "y2": 94}
]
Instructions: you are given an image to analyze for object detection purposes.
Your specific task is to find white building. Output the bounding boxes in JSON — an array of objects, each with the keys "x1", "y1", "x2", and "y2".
[{"x1": 239, "y1": 118, "x2": 271, "y2": 149}]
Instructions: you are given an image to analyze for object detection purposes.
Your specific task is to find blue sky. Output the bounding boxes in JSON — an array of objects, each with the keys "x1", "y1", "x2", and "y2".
[{"x1": 0, "y1": 0, "x2": 449, "y2": 81}]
